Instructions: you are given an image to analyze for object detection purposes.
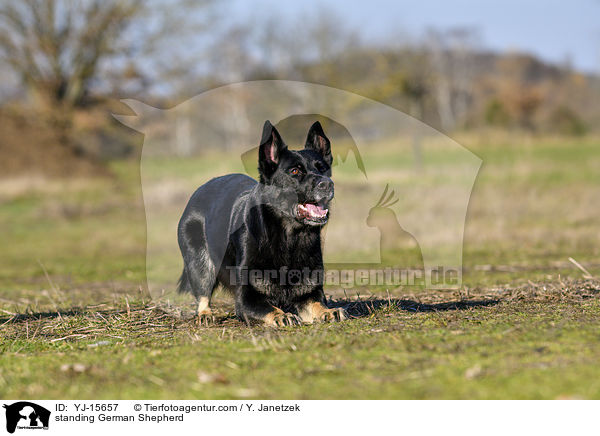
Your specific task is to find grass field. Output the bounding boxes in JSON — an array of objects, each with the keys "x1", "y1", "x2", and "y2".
[{"x1": 1, "y1": 133, "x2": 599, "y2": 399}]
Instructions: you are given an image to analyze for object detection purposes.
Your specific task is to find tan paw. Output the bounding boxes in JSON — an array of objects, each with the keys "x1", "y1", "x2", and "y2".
[
  {"x1": 196, "y1": 310, "x2": 215, "y2": 326},
  {"x1": 317, "y1": 307, "x2": 347, "y2": 322},
  {"x1": 265, "y1": 311, "x2": 303, "y2": 327},
  {"x1": 196, "y1": 296, "x2": 214, "y2": 326}
]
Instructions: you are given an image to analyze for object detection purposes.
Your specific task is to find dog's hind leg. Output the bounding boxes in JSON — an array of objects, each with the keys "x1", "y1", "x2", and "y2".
[
  {"x1": 196, "y1": 295, "x2": 215, "y2": 326},
  {"x1": 178, "y1": 217, "x2": 219, "y2": 325},
  {"x1": 187, "y1": 258, "x2": 218, "y2": 326},
  {"x1": 188, "y1": 264, "x2": 217, "y2": 326}
]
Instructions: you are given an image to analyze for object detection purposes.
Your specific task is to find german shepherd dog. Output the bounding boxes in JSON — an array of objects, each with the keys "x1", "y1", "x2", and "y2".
[{"x1": 177, "y1": 120, "x2": 347, "y2": 326}]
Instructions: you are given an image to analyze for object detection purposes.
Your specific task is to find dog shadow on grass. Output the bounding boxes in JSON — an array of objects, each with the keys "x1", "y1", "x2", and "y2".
[
  {"x1": 0, "y1": 309, "x2": 85, "y2": 324},
  {"x1": 0, "y1": 297, "x2": 501, "y2": 328},
  {"x1": 330, "y1": 297, "x2": 501, "y2": 319},
  {"x1": 0, "y1": 306, "x2": 161, "y2": 326}
]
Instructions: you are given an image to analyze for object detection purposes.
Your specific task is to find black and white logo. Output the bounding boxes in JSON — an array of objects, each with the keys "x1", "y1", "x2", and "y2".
[{"x1": 3, "y1": 402, "x2": 50, "y2": 434}]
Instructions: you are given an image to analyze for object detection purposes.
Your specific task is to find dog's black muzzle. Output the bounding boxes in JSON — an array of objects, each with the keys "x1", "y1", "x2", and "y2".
[{"x1": 313, "y1": 176, "x2": 334, "y2": 203}]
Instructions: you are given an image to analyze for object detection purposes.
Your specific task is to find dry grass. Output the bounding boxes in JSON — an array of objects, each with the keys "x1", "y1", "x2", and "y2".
[
  {"x1": 1, "y1": 279, "x2": 599, "y2": 399},
  {"x1": 2, "y1": 279, "x2": 598, "y2": 339}
]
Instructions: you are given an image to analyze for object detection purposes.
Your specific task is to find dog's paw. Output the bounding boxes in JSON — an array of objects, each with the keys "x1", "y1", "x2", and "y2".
[
  {"x1": 196, "y1": 310, "x2": 215, "y2": 327},
  {"x1": 266, "y1": 311, "x2": 302, "y2": 327},
  {"x1": 318, "y1": 307, "x2": 347, "y2": 323}
]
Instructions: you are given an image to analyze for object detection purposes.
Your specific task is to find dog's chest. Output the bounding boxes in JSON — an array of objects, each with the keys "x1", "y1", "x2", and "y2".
[
  {"x1": 260, "y1": 229, "x2": 321, "y2": 267},
  {"x1": 248, "y1": 232, "x2": 323, "y2": 298}
]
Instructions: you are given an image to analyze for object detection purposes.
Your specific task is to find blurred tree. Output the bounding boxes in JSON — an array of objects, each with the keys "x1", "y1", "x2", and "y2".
[
  {"x1": 484, "y1": 98, "x2": 510, "y2": 127},
  {"x1": 496, "y1": 54, "x2": 546, "y2": 130},
  {"x1": 427, "y1": 28, "x2": 479, "y2": 131},
  {"x1": 549, "y1": 106, "x2": 587, "y2": 136},
  {"x1": 0, "y1": 0, "x2": 141, "y2": 108},
  {"x1": 0, "y1": 0, "x2": 218, "y2": 163},
  {"x1": 0, "y1": 0, "x2": 217, "y2": 109}
]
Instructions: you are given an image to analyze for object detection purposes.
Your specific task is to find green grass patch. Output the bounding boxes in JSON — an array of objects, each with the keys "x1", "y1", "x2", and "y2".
[{"x1": 1, "y1": 281, "x2": 599, "y2": 399}]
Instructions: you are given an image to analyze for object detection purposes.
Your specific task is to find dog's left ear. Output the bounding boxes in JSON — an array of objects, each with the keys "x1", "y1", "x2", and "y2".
[
  {"x1": 305, "y1": 121, "x2": 332, "y2": 166},
  {"x1": 259, "y1": 120, "x2": 287, "y2": 180}
]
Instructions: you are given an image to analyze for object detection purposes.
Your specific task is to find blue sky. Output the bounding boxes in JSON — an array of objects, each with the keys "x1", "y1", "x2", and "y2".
[{"x1": 230, "y1": 0, "x2": 600, "y2": 73}]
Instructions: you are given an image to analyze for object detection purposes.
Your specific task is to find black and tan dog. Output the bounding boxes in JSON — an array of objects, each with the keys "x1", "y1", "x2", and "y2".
[{"x1": 177, "y1": 120, "x2": 346, "y2": 326}]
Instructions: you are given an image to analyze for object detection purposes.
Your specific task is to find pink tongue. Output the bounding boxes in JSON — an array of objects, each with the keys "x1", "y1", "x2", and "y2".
[{"x1": 306, "y1": 203, "x2": 327, "y2": 217}]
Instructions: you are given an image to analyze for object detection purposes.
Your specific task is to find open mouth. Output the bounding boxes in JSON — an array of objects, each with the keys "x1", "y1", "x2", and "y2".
[{"x1": 297, "y1": 203, "x2": 329, "y2": 224}]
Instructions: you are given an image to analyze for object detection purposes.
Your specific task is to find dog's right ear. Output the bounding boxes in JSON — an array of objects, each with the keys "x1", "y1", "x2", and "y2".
[{"x1": 258, "y1": 120, "x2": 286, "y2": 180}]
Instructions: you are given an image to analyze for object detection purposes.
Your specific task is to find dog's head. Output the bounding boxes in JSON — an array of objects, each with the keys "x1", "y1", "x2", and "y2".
[{"x1": 258, "y1": 120, "x2": 333, "y2": 227}]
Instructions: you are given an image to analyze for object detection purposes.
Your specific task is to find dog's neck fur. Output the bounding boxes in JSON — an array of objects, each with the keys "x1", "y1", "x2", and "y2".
[
  {"x1": 252, "y1": 201, "x2": 323, "y2": 267},
  {"x1": 251, "y1": 169, "x2": 327, "y2": 271}
]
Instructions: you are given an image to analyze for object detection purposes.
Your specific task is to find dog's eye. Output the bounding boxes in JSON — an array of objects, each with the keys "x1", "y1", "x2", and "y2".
[{"x1": 289, "y1": 167, "x2": 300, "y2": 176}]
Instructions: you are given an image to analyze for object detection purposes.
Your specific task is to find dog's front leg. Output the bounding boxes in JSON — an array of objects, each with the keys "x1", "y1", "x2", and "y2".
[
  {"x1": 295, "y1": 288, "x2": 347, "y2": 323},
  {"x1": 235, "y1": 286, "x2": 302, "y2": 327}
]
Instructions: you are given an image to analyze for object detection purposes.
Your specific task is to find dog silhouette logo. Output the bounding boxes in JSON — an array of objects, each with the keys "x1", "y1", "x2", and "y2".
[
  {"x1": 115, "y1": 80, "x2": 481, "y2": 310},
  {"x1": 3, "y1": 402, "x2": 50, "y2": 433}
]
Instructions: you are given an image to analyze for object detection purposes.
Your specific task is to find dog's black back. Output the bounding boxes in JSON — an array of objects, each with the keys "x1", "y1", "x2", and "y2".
[{"x1": 177, "y1": 120, "x2": 346, "y2": 325}]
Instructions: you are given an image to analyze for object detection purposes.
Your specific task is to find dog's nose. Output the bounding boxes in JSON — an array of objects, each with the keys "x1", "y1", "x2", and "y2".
[
  {"x1": 315, "y1": 178, "x2": 334, "y2": 202},
  {"x1": 317, "y1": 179, "x2": 333, "y2": 191}
]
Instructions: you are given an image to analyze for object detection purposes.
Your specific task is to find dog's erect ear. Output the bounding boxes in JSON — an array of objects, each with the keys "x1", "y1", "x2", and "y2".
[
  {"x1": 258, "y1": 120, "x2": 287, "y2": 180},
  {"x1": 305, "y1": 121, "x2": 332, "y2": 166}
]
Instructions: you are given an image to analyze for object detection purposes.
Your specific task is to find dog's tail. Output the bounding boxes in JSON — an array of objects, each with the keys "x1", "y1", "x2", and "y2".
[{"x1": 177, "y1": 268, "x2": 192, "y2": 294}]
